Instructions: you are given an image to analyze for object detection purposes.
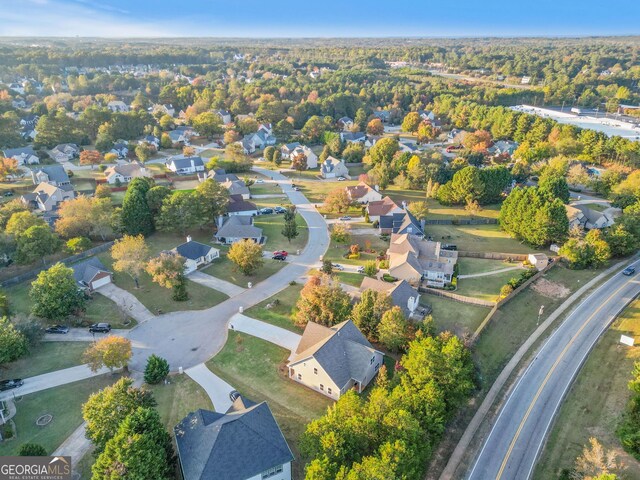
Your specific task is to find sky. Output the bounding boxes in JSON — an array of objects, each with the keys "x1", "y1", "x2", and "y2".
[{"x1": 1, "y1": 0, "x2": 639, "y2": 38}]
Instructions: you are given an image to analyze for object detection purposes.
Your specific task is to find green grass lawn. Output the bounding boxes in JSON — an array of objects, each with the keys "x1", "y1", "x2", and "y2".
[
  {"x1": 0, "y1": 374, "x2": 121, "y2": 456},
  {"x1": 5, "y1": 283, "x2": 135, "y2": 329},
  {"x1": 456, "y1": 270, "x2": 522, "y2": 302},
  {"x1": 207, "y1": 331, "x2": 333, "y2": 479},
  {"x1": 244, "y1": 284, "x2": 304, "y2": 333},
  {"x1": 249, "y1": 182, "x2": 286, "y2": 196},
  {"x1": 581, "y1": 202, "x2": 608, "y2": 212},
  {"x1": 295, "y1": 179, "x2": 359, "y2": 203},
  {"x1": 335, "y1": 271, "x2": 366, "y2": 287},
  {"x1": 199, "y1": 148, "x2": 224, "y2": 158},
  {"x1": 426, "y1": 223, "x2": 538, "y2": 254},
  {"x1": 2, "y1": 342, "x2": 89, "y2": 379},
  {"x1": 534, "y1": 300, "x2": 640, "y2": 480},
  {"x1": 458, "y1": 258, "x2": 521, "y2": 276},
  {"x1": 150, "y1": 373, "x2": 214, "y2": 429},
  {"x1": 322, "y1": 235, "x2": 388, "y2": 267},
  {"x1": 253, "y1": 213, "x2": 309, "y2": 252},
  {"x1": 425, "y1": 294, "x2": 491, "y2": 338},
  {"x1": 202, "y1": 255, "x2": 286, "y2": 288}
]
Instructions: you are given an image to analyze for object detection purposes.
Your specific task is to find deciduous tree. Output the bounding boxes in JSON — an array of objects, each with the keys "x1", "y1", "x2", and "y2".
[
  {"x1": 16, "y1": 224, "x2": 59, "y2": 265},
  {"x1": 295, "y1": 274, "x2": 352, "y2": 327},
  {"x1": 367, "y1": 118, "x2": 384, "y2": 136},
  {"x1": 30, "y1": 263, "x2": 85, "y2": 319},
  {"x1": 83, "y1": 336, "x2": 132, "y2": 373},
  {"x1": 111, "y1": 234, "x2": 149, "y2": 288},
  {"x1": 79, "y1": 150, "x2": 103, "y2": 169},
  {"x1": 146, "y1": 252, "x2": 188, "y2": 301},
  {"x1": 227, "y1": 239, "x2": 264, "y2": 276},
  {"x1": 0, "y1": 317, "x2": 28, "y2": 365},
  {"x1": 324, "y1": 188, "x2": 352, "y2": 213},
  {"x1": 377, "y1": 306, "x2": 410, "y2": 352}
]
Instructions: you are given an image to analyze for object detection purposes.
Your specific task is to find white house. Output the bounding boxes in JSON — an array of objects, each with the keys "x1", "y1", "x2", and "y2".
[
  {"x1": 338, "y1": 116, "x2": 354, "y2": 131},
  {"x1": 21, "y1": 182, "x2": 75, "y2": 212},
  {"x1": 71, "y1": 257, "x2": 112, "y2": 291},
  {"x1": 110, "y1": 142, "x2": 129, "y2": 159},
  {"x1": 107, "y1": 100, "x2": 129, "y2": 112},
  {"x1": 289, "y1": 145, "x2": 318, "y2": 169},
  {"x1": 166, "y1": 155, "x2": 205, "y2": 174},
  {"x1": 226, "y1": 194, "x2": 259, "y2": 216},
  {"x1": 172, "y1": 237, "x2": 220, "y2": 274},
  {"x1": 3, "y1": 146, "x2": 39, "y2": 165},
  {"x1": 366, "y1": 196, "x2": 403, "y2": 222},
  {"x1": 340, "y1": 132, "x2": 366, "y2": 144},
  {"x1": 215, "y1": 109, "x2": 232, "y2": 124},
  {"x1": 345, "y1": 182, "x2": 383, "y2": 204},
  {"x1": 320, "y1": 156, "x2": 349, "y2": 179},
  {"x1": 288, "y1": 320, "x2": 384, "y2": 400},
  {"x1": 387, "y1": 234, "x2": 458, "y2": 287},
  {"x1": 214, "y1": 216, "x2": 263, "y2": 244},
  {"x1": 280, "y1": 142, "x2": 301, "y2": 159},
  {"x1": 30, "y1": 165, "x2": 71, "y2": 187},
  {"x1": 49, "y1": 143, "x2": 80, "y2": 162}
]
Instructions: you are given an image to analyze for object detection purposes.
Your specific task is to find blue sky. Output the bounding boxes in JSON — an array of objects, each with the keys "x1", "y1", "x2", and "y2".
[{"x1": 1, "y1": 0, "x2": 638, "y2": 37}]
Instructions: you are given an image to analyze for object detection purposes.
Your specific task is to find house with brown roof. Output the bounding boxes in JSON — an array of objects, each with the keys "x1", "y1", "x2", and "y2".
[
  {"x1": 387, "y1": 234, "x2": 458, "y2": 287},
  {"x1": 103, "y1": 162, "x2": 152, "y2": 185},
  {"x1": 359, "y1": 277, "x2": 422, "y2": 319},
  {"x1": 227, "y1": 194, "x2": 258, "y2": 216},
  {"x1": 345, "y1": 182, "x2": 383, "y2": 204},
  {"x1": 288, "y1": 320, "x2": 384, "y2": 400},
  {"x1": 366, "y1": 196, "x2": 403, "y2": 222}
]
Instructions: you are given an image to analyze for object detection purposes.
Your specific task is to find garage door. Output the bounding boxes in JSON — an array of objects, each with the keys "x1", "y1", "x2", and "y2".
[{"x1": 91, "y1": 276, "x2": 111, "y2": 290}]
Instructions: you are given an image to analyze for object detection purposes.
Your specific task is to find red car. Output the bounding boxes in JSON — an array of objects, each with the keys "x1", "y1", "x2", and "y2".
[
  {"x1": 273, "y1": 250, "x2": 288, "y2": 257},
  {"x1": 445, "y1": 145, "x2": 463, "y2": 153}
]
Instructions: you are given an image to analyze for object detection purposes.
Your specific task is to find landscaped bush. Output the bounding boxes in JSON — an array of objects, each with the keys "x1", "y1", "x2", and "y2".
[
  {"x1": 143, "y1": 354, "x2": 170, "y2": 384},
  {"x1": 507, "y1": 268, "x2": 538, "y2": 290},
  {"x1": 347, "y1": 253, "x2": 360, "y2": 260},
  {"x1": 382, "y1": 273, "x2": 397, "y2": 282},
  {"x1": 378, "y1": 259, "x2": 389, "y2": 269},
  {"x1": 66, "y1": 236, "x2": 92, "y2": 254}
]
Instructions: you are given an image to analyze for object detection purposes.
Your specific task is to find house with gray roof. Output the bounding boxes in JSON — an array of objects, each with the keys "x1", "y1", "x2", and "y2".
[
  {"x1": 174, "y1": 395, "x2": 294, "y2": 480},
  {"x1": 359, "y1": 277, "x2": 422, "y2": 320},
  {"x1": 280, "y1": 142, "x2": 301, "y2": 159},
  {"x1": 378, "y1": 210, "x2": 424, "y2": 236},
  {"x1": 104, "y1": 161, "x2": 152, "y2": 185},
  {"x1": 171, "y1": 236, "x2": 220, "y2": 274},
  {"x1": 70, "y1": 257, "x2": 112, "y2": 291},
  {"x1": 288, "y1": 320, "x2": 384, "y2": 400},
  {"x1": 214, "y1": 216, "x2": 263, "y2": 244},
  {"x1": 227, "y1": 194, "x2": 258, "y2": 216},
  {"x1": 50, "y1": 143, "x2": 80, "y2": 162},
  {"x1": 109, "y1": 142, "x2": 129, "y2": 159},
  {"x1": 30, "y1": 165, "x2": 70, "y2": 187},
  {"x1": 21, "y1": 182, "x2": 75, "y2": 212},
  {"x1": 166, "y1": 155, "x2": 205, "y2": 175},
  {"x1": 320, "y1": 156, "x2": 349, "y2": 179},
  {"x1": 339, "y1": 132, "x2": 366, "y2": 144},
  {"x1": 338, "y1": 116, "x2": 353, "y2": 131},
  {"x1": 3, "y1": 146, "x2": 39, "y2": 165}
]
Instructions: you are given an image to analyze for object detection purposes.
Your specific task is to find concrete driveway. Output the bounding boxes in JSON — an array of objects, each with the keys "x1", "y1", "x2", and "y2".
[
  {"x1": 229, "y1": 313, "x2": 301, "y2": 352},
  {"x1": 44, "y1": 328, "x2": 130, "y2": 342},
  {"x1": 188, "y1": 270, "x2": 245, "y2": 297},
  {"x1": 185, "y1": 363, "x2": 234, "y2": 412},
  {"x1": 96, "y1": 283, "x2": 155, "y2": 323}
]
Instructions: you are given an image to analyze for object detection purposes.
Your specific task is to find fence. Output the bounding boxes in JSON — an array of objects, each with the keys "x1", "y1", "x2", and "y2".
[
  {"x1": 424, "y1": 218, "x2": 498, "y2": 226},
  {"x1": 0, "y1": 241, "x2": 114, "y2": 288},
  {"x1": 419, "y1": 286, "x2": 496, "y2": 307},
  {"x1": 458, "y1": 251, "x2": 529, "y2": 261}
]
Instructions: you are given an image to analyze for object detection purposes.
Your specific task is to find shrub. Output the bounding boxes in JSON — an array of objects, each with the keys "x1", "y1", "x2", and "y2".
[
  {"x1": 66, "y1": 236, "x2": 92, "y2": 254},
  {"x1": 18, "y1": 443, "x2": 47, "y2": 456},
  {"x1": 378, "y1": 259, "x2": 390, "y2": 269},
  {"x1": 382, "y1": 273, "x2": 397, "y2": 282},
  {"x1": 143, "y1": 354, "x2": 170, "y2": 384},
  {"x1": 363, "y1": 261, "x2": 378, "y2": 277},
  {"x1": 347, "y1": 253, "x2": 360, "y2": 260},
  {"x1": 499, "y1": 284, "x2": 514, "y2": 299}
]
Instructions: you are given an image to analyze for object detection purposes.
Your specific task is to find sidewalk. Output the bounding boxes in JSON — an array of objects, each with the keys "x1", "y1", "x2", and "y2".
[
  {"x1": 188, "y1": 270, "x2": 246, "y2": 297},
  {"x1": 229, "y1": 313, "x2": 301, "y2": 352},
  {"x1": 185, "y1": 363, "x2": 234, "y2": 412},
  {"x1": 458, "y1": 266, "x2": 523, "y2": 279}
]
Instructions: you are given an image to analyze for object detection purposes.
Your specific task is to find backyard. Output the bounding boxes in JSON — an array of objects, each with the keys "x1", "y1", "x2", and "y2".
[
  {"x1": 425, "y1": 294, "x2": 491, "y2": 338},
  {"x1": 457, "y1": 257, "x2": 521, "y2": 275},
  {"x1": 150, "y1": 373, "x2": 214, "y2": 429},
  {"x1": 456, "y1": 269, "x2": 523, "y2": 302},
  {"x1": 426, "y1": 223, "x2": 539, "y2": 254}
]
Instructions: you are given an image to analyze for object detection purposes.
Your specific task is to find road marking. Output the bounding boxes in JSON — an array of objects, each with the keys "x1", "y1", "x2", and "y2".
[{"x1": 495, "y1": 277, "x2": 636, "y2": 480}]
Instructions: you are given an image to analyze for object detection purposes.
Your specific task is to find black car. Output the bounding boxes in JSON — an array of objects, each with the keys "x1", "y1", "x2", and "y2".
[
  {"x1": 272, "y1": 254, "x2": 287, "y2": 261},
  {"x1": 441, "y1": 244, "x2": 458, "y2": 251},
  {"x1": 260, "y1": 208, "x2": 274, "y2": 215},
  {"x1": 89, "y1": 323, "x2": 111, "y2": 333},
  {"x1": 45, "y1": 325, "x2": 70, "y2": 334},
  {"x1": 0, "y1": 379, "x2": 24, "y2": 391},
  {"x1": 274, "y1": 206, "x2": 287, "y2": 214},
  {"x1": 623, "y1": 266, "x2": 636, "y2": 276},
  {"x1": 3, "y1": 191, "x2": 13, "y2": 197}
]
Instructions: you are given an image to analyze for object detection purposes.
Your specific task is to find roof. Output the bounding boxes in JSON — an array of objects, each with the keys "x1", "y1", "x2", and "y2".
[
  {"x1": 340, "y1": 132, "x2": 366, "y2": 142},
  {"x1": 227, "y1": 194, "x2": 257, "y2": 213},
  {"x1": 174, "y1": 400, "x2": 293, "y2": 480},
  {"x1": 321, "y1": 156, "x2": 345, "y2": 174},
  {"x1": 388, "y1": 234, "x2": 457, "y2": 276},
  {"x1": 174, "y1": 240, "x2": 218, "y2": 261},
  {"x1": 282, "y1": 142, "x2": 301, "y2": 152},
  {"x1": 70, "y1": 257, "x2": 110, "y2": 286},
  {"x1": 359, "y1": 277, "x2": 419, "y2": 317},
  {"x1": 367, "y1": 196, "x2": 401, "y2": 217},
  {"x1": 31, "y1": 165, "x2": 69, "y2": 184},
  {"x1": 345, "y1": 182, "x2": 377, "y2": 200},
  {"x1": 104, "y1": 162, "x2": 147, "y2": 179},
  {"x1": 290, "y1": 320, "x2": 381, "y2": 390},
  {"x1": 338, "y1": 116, "x2": 353, "y2": 123},
  {"x1": 3, "y1": 146, "x2": 37, "y2": 158},
  {"x1": 223, "y1": 180, "x2": 250, "y2": 197},
  {"x1": 169, "y1": 155, "x2": 204, "y2": 170},
  {"x1": 215, "y1": 216, "x2": 263, "y2": 239}
]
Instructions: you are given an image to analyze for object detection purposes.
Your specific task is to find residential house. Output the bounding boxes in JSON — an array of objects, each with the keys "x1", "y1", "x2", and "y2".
[
  {"x1": 153, "y1": 104, "x2": 175, "y2": 117},
  {"x1": 345, "y1": 182, "x2": 383, "y2": 204},
  {"x1": 227, "y1": 194, "x2": 259, "y2": 216},
  {"x1": 387, "y1": 234, "x2": 458, "y2": 287},
  {"x1": 418, "y1": 110, "x2": 436, "y2": 122},
  {"x1": 12, "y1": 98, "x2": 27, "y2": 109},
  {"x1": 104, "y1": 162, "x2": 152, "y2": 185},
  {"x1": 378, "y1": 210, "x2": 424, "y2": 236},
  {"x1": 21, "y1": 182, "x2": 75, "y2": 212},
  {"x1": 70, "y1": 257, "x2": 112, "y2": 291},
  {"x1": 288, "y1": 320, "x2": 384, "y2": 400},
  {"x1": 30, "y1": 165, "x2": 71, "y2": 187},
  {"x1": 107, "y1": 100, "x2": 129, "y2": 112},
  {"x1": 167, "y1": 126, "x2": 196, "y2": 146},
  {"x1": 320, "y1": 156, "x2": 349, "y2": 179},
  {"x1": 338, "y1": 116, "x2": 354, "y2": 131},
  {"x1": 138, "y1": 135, "x2": 160, "y2": 149},
  {"x1": 215, "y1": 109, "x2": 232, "y2": 124},
  {"x1": 20, "y1": 114, "x2": 39, "y2": 128},
  {"x1": 236, "y1": 137, "x2": 256, "y2": 155},
  {"x1": 399, "y1": 141, "x2": 419, "y2": 154},
  {"x1": 214, "y1": 216, "x2": 263, "y2": 244},
  {"x1": 289, "y1": 145, "x2": 318, "y2": 169},
  {"x1": 249, "y1": 129, "x2": 276, "y2": 149},
  {"x1": 166, "y1": 155, "x2": 205, "y2": 175},
  {"x1": 373, "y1": 110, "x2": 391, "y2": 123},
  {"x1": 280, "y1": 142, "x2": 301, "y2": 159},
  {"x1": 174, "y1": 395, "x2": 294, "y2": 480},
  {"x1": 20, "y1": 127, "x2": 37, "y2": 141},
  {"x1": 366, "y1": 196, "x2": 403, "y2": 222},
  {"x1": 172, "y1": 236, "x2": 220, "y2": 274},
  {"x1": 339, "y1": 132, "x2": 366, "y2": 144},
  {"x1": 222, "y1": 179, "x2": 251, "y2": 200},
  {"x1": 110, "y1": 142, "x2": 129, "y2": 159},
  {"x1": 488, "y1": 140, "x2": 519, "y2": 157},
  {"x1": 359, "y1": 277, "x2": 422, "y2": 319},
  {"x1": 528, "y1": 253, "x2": 549, "y2": 271},
  {"x1": 49, "y1": 143, "x2": 80, "y2": 162},
  {"x1": 3, "y1": 146, "x2": 39, "y2": 165},
  {"x1": 566, "y1": 204, "x2": 615, "y2": 230}
]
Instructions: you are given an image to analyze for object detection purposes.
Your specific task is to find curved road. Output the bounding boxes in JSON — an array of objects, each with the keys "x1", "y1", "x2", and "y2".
[
  {"x1": 126, "y1": 167, "x2": 329, "y2": 372},
  {"x1": 468, "y1": 259, "x2": 640, "y2": 480}
]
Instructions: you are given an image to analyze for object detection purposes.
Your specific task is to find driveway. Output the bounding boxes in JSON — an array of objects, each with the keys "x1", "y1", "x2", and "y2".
[
  {"x1": 185, "y1": 363, "x2": 234, "y2": 412},
  {"x1": 188, "y1": 270, "x2": 246, "y2": 297},
  {"x1": 0, "y1": 364, "x2": 111, "y2": 401},
  {"x1": 229, "y1": 313, "x2": 301, "y2": 352},
  {"x1": 44, "y1": 328, "x2": 130, "y2": 342},
  {"x1": 96, "y1": 283, "x2": 155, "y2": 323}
]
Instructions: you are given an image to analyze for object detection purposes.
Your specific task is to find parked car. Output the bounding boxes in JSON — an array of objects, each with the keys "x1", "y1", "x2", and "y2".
[
  {"x1": 272, "y1": 254, "x2": 287, "y2": 261},
  {"x1": 623, "y1": 266, "x2": 636, "y2": 276},
  {"x1": 45, "y1": 325, "x2": 69, "y2": 334},
  {"x1": 292, "y1": 186, "x2": 300, "y2": 191},
  {"x1": 337, "y1": 177, "x2": 346, "y2": 181},
  {"x1": 274, "y1": 206, "x2": 287, "y2": 214},
  {"x1": 3, "y1": 191, "x2": 14, "y2": 197},
  {"x1": 332, "y1": 263, "x2": 345, "y2": 271},
  {"x1": 445, "y1": 145, "x2": 463, "y2": 153},
  {"x1": 0, "y1": 379, "x2": 24, "y2": 391},
  {"x1": 339, "y1": 216, "x2": 352, "y2": 221},
  {"x1": 273, "y1": 250, "x2": 288, "y2": 257},
  {"x1": 357, "y1": 266, "x2": 365, "y2": 273},
  {"x1": 89, "y1": 323, "x2": 111, "y2": 333},
  {"x1": 259, "y1": 208, "x2": 274, "y2": 215},
  {"x1": 255, "y1": 179, "x2": 264, "y2": 184},
  {"x1": 441, "y1": 244, "x2": 458, "y2": 251}
]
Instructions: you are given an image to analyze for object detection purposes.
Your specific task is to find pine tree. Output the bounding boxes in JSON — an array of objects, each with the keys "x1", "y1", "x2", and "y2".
[
  {"x1": 281, "y1": 207, "x2": 299, "y2": 243},
  {"x1": 121, "y1": 178, "x2": 154, "y2": 236}
]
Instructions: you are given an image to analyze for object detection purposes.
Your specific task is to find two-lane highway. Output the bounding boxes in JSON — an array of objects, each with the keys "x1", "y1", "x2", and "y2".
[{"x1": 468, "y1": 260, "x2": 640, "y2": 480}]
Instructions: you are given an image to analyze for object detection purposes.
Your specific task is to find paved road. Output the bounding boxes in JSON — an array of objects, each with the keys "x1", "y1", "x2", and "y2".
[
  {"x1": 125, "y1": 167, "x2": 330, "y2": 372},
  {"x1": 468, "y1": 260, "x2": 640, "y2": 480}
]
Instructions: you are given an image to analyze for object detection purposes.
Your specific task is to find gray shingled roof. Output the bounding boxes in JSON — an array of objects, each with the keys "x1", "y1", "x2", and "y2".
[
  {"x1": 3, "y1": 146, "x2": 37, "y2": 157},
  {"x1": 215, "y1": 216, "x2": 262, "y2": 239},
  {"x1": 174, "y1": 400, "x2": 293, "y2": 480},
  {"x1": 169, "y1": 155, "x2": 204, "y2": 170},
  {"x1": 175, "y1": 240, "x2": 217, "y2": 261},
  {"x1": 70, "y1": 257, "x2": 110, "y2": 286},
  {"x1": 227, "y1": 194, "x2": 257, "y2": 213},
  {"x1": 31, "y1": 165, "x2": 70, "y2": 185}
]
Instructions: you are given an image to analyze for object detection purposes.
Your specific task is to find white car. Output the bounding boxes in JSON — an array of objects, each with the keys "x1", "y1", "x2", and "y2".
[
  {"x1": 255, "y1": 179, "x2": 264, "y2": 184},
  {"x1": 337, "y1": 176, "x2": 346, "y2": 181},
  {"x1": 332, "y1": 263, "x2": 345, "y2": 271}
]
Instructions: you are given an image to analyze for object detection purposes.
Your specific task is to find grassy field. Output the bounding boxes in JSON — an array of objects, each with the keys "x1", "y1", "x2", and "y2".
[
  {"x1": 2, "y1": 342, "x2": 89, "y2": 379},
  {"x1": 207, "y1": 331, "x2": 332, "y2": 479},
  {"x1": 456, "y1": 270, "x2": 521, "y2": 302},
  {"x1": 335, "y1": 271, "x2": 366, "y2": 287},
  {"x1": 322, "y1": 235, "x2": 388, "y2": 267},
  {"x1": 426, "y1": 224, "x2": 538, "y2": 254},
  {"x1": 582, "y1": 202, "x2": 608, "y2": 212},
  {"x1": 534, "y1": 300, "x2": 640, "y2": 480},
  {"x1": 150, "y1": 373, "x2": 214, "y2": 429},
  {"x1": 6, "y1": 282, "x2": 135, "y2": 328},
  {"x1": 295, "y1": 179, "x2": 359, "y2": 203},
  {"x1": 458, "y1": 258, "x2": 521, "y2": 275},
  {"x1": 249, "y1": 181, "x2": 286, "y2": 196},
  {"x1": 425, "y1": 294, "x2": 491, "y2": 338},
  {"x1": 244, "y1": 284, "x2": 304, "y2": 333},
  {"x1": 202, "y1": 254, "x2": 286, "y2": 288},
  {"x1": 0, "y1": 374, "x2": 120, "y2": 456},
  {"x1": 253, "y1": 213, "x2": 308, "y2": 252}
]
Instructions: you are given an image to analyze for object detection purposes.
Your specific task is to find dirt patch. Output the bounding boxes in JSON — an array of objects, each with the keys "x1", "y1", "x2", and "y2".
[{"x1": 530, "y1": 278, "x2": 570, "y2": 299}]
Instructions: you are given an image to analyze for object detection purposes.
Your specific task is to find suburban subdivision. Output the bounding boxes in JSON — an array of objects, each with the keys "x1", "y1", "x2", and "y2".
[{"x1": 0, "y1": 8, "x2": 639, "y2": 480}]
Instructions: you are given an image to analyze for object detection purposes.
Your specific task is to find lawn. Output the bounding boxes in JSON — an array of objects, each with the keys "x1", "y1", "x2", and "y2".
[
  {"x1": 0, "y1": 374, "x2": 120, "y2": 456},
  {"x1": 207, "y1": 331, "x2": 333, "y2": 479},
  {"x1": 425, "y1": 294, "x2": 491, "y2": 338},
  {"x1": 149, "y1": 373, "x2": 214, "y2": 429},
  {"x1": 202, "y1": 254, "x2": 286, "y2": 288},
  {"x1": 199, "y1": 148, "x2": 224, "y2": 158},
  {"x1": 426, "y1": 223, "x2": 538, "y2": 254},
  {"x1": 2, "y1": 342, "x2": 89, "y2": 379},
  {"x1": 456, "y1": 269, "x2": 522, "y2": 302},
  {"x1": 249, "y1": 182, "x2": 286, "y2": 196},
  {"x1": 322, "y1": 235, "x2": 389, "y2": 267},
  {"x1": 295, "y1": 179, "x2": 359, "y2": 204},
  {"x1": 335, "y1": 271, "x2": 366, "y2": 287},
  {"x1": 244, "y1": 283, "x2": 304, "y2": 333},
  {"x1": 534, "y1": 300, "x2": 640, "y2": 480},
  {"x1": 582, "y1": 202, "x2": 608, "y2": 212},
  {"x1": 458, "y1": 258, "x2": 521, "y2": 276},
  {"x1": 5, "y1": 282, "x2": 135, "y2": 329},
  {"x1": 253, "y1": 212, "x2": 309, "y2": 252}
]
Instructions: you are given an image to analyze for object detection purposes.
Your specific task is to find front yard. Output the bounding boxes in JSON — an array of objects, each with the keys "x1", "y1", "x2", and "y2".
[
  {"x1": 322, "y1": 234, "x2": 389, "y2": 267},
  {"x1": 2, "y1": 342, "x2": 89, "y2": 379},
  {"x1": 253, "y1": 212, "x2": 309, "y2": 252},
  {"x1": 150, "y1": 373, "x2": 214, "y2": 429},
  {"x1": 244, "y1": 284, "x2": 304, "y2": 333},
  {"x1": 202, "y1": 254, "x2": 287, "y2": 288}
]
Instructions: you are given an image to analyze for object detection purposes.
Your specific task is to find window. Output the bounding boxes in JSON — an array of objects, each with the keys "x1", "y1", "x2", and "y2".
[
  {"x1": 261, "y1": 465, "x2": 284, "y2": 479},
  {"x1": 320, "y1": 384, "x2": 324, "y2": 391},
  {"x1": 328, "y1": 388, "x2": 332, "y2": 395},
  {"x1": 375, "y1": 363, "x2": 380, "y2": 371},
  {"x1": 313, "y1": 368, "x2": 318, "y2": 375},
  {"x1": 370, "y1": 356, "x2": 375, "y2": 364},
  {"x1": 297, "y1": 373, "x2": 302, "y2": 380}
]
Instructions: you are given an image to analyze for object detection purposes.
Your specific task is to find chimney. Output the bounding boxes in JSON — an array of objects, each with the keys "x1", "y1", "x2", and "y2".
[
  {"x1": 217, "y1": 215, "x2": 225, "y2": 229},
  {"x1": 186, "y1": 235, "x2": 192, "y2": 243}
]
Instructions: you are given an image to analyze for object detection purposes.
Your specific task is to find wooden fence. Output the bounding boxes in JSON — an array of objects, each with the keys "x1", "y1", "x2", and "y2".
[
  {"x1": 458, "y1": 251, "x2": 528, "y2": 261},
  {"x1": 419, "y1": 287, "x2": 496, "y2": 307}
]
